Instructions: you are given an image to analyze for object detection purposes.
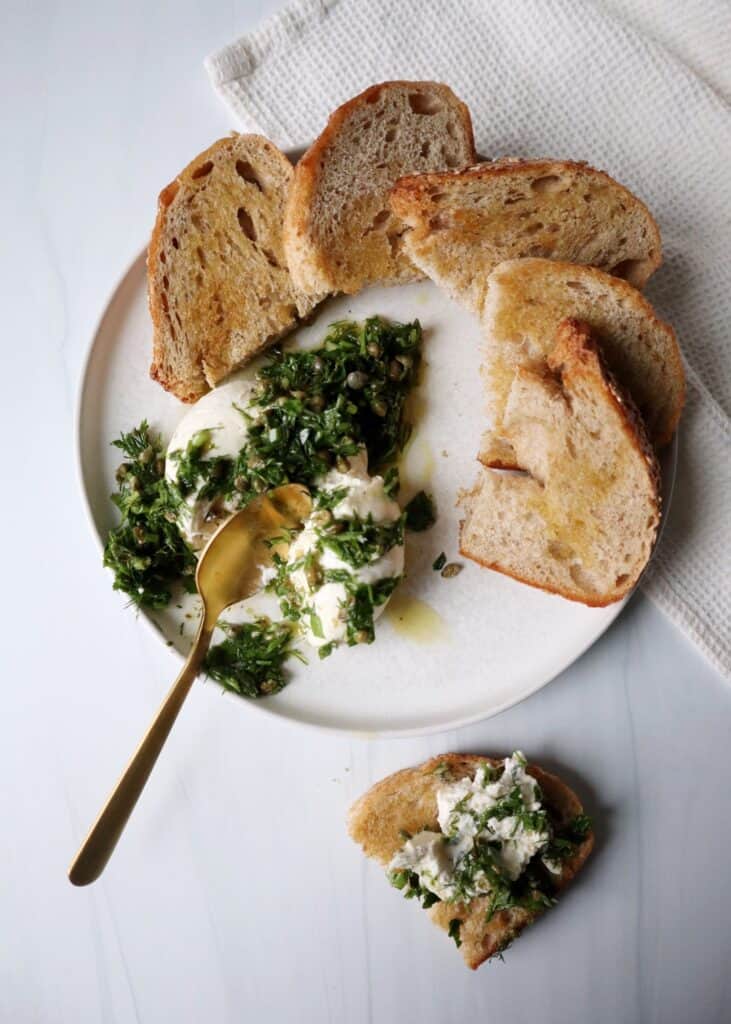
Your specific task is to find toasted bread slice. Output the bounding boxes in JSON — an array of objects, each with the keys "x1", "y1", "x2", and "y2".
[
  {"x1": 349, "y1": 753, "x2": 594, "y2": 970},
  {"x1": 390, "y1": 159, "x2": 661, "y2": 315},
  {"x1": 461, "y1": 319, "x2": 661, "y2": 605},
  {"x1": 149, "y1": 134, "x2": 315, "y2": 403},
  {"x1": 283, "y1": 81, "x2": 475, "y2": 296},
  {"x1": 481, "y1": 259, "x2": 684, "y2": 454}
]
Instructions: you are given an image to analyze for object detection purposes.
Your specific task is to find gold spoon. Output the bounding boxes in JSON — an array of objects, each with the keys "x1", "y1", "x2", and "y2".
[{"x1": 68, "y1": 483, "x2": 311, "y2": 887}]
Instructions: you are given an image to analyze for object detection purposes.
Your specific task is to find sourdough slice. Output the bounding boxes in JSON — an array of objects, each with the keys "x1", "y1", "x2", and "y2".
[
  {"x1": 461, "y1": 319, "x2": 661, "y2": 605},
  {"x1": 348, "y1": 753, "x2": 594, "y2": 970},
  {"x1": 481, "y1": 259, "x2": 684, "y2": 454},
  {"x1": 283, "y1": 81, "x2": 475, "y2": 296},
  {"x1": 149, "y1": 135, "x2": 315, "y2": 403},
  {"x1": 390, "y1": 159, "x2": 661, "y2": 315}
]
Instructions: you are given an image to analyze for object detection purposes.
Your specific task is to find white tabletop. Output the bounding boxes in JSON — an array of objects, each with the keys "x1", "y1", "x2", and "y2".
[{"x1": 3, "y1": 3, "x2": 730, "y2": 1023}]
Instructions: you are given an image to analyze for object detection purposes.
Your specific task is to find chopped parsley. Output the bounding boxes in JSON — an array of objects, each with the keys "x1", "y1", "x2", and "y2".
[
  {"x1": 105, "y1": 318, "x2": 425, "y2": 692},
  {"x1": 432, "y1": 552, "x2": 447, "y2": 571},
  {"x1": 404, "y1": 490, "x2": 436, "y2": 532},
  {"x1": 223, "y1": 317, "x2": 423, "y2": 505},
  {"x1": 448, "y1": 918, "x2": 463, "y2": 948},
  {"x1": 389, "y1": 869, "x2": 440, "y2": 909},
  {"x1": 543, "y1": 813, "x2": 593, "y2": 865},
  {"x1": 103, "y1": 422, "x2": 196, "y2": 609},
  {"x1": 204, "y1": 618, "x2": 304, "y2": 698}
]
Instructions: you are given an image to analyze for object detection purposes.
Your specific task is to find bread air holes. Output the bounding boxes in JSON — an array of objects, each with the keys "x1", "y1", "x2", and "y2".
[
  {"x1": 237, "y1": 208, "x2": 257, "y2": 242},
  {"x1": 610, "y1": 258, "x2": 650, "y2": 286},
  {"x1": 428, "y1": 213, "x2": 450, "y2": 231},
  {"x1": 569, "y1": 563, "x2": 597, "y2": 593},
  {"x1": 191, "y1": 161, "x2": 214, "y2": 180},
  {"x1": 235, "y1": 160, "x2": 264, "y2": 192},
  {"x1": 261, "y1": 248, "x2": 280, "y2": 269},
  {"x1": 364, "y1": 209, "x2": 390, "y2": 236},
  {"x1": 408, "y1": 93, "x2": 442, "y2": 115},
  {"x1": 385, "y1": 127, "x2": 397, "y2": 143},
  {"x1": 530, "y1": 174, "x2": 564, "y2": 194},
  {"x1": 420, "y1": 140, "x2": 431, "y2": 158},
  {"x1": 547, "y1": 540, "x2": 575, "y2": 562},
  {"x1": 565, "y1": 280, "x2": 589, "y2": 294}
]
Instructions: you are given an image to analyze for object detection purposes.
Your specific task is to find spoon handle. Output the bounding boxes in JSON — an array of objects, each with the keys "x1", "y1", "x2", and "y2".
[{"x1": 68, "y1": 623, "x2": 213, "y2": 886}]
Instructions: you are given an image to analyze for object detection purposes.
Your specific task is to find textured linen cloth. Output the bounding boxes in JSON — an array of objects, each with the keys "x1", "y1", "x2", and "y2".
[{"x1": 206, "y1": 0, "x2": 731, "y2": 678}]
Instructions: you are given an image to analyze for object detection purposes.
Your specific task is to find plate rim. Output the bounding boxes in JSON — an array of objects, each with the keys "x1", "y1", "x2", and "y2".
[{"x1": 75, "y1": 246, "x2": 677, "y2": 739}]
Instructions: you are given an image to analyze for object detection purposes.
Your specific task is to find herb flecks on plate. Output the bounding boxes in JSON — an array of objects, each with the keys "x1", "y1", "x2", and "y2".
[{"x1": 404, "y1": 490, "x2": 436, "y2": 532}]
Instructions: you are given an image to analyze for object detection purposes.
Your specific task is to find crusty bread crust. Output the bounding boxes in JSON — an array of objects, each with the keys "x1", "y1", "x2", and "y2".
[
  {"x1": 460, "y1": 319, "x2": 662, "y2": 606},
  {"x1": 149, "y1": 134, "x2": 314, "y2": 403},
  {"x1": 349, "y1": 753, "x2": 594, "y2": 970},
  {"x1": 283, "y1": 81, "x2": 476, "y2": 296},
  {"x1": 390, "y1": 158, "x2": 662, "y2": 311}
]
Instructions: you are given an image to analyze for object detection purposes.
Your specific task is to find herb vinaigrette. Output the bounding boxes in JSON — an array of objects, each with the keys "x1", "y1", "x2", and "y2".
[{"x1": 105, "y1": 318, "x2": 433, "y2": 697}]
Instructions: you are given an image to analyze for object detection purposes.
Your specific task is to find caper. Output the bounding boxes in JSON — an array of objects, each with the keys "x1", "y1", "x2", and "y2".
[
  {"x1": 280, "y1": 376, "x2": 290, "y2": 390},
  {"x1": 139, "y1": 445, "x2": 154, "y2": 465},
  {"x1": 260, "y1": 679, "x2": 278, "y2": 695},
  {"x1": 115, "y1": 464, "x2": 128, "y2": 483},
  {"x1": 316, "y1": 449, "x2": 332, "y2": 466},
  {"x1": 164, "y1": 510, "x2": 178, "y2": 523},
  {"x1": 335, "y1": 456, "x2": 349, "y2": 472},
  {"x1": 371, "y1": 398, "x2": 388, "y2": 418},
  {"x1": 128, "y1": 475, "x2": 141, "y2": 493},
  {"x1": 441, "y1": 562, "x2": 463, "y2": 579},
  {"x1": 291, "y1": 390, "x2": 305, "y2": 400},
  {"x1": 388, "y1": 360, "x2": 403, "y2": 381},
  {"x1": 396, "y1": 354, "x2": 413, "y2": 370},
  {"x1": 191, "y1": 429, "x2": 211, "y2": 451},
  {"x1": 133, "y1": 525, "x2": 147, "y2": 545},
  {"x1": 276, "y1": 396, "x2": 288, "y2": 407},
  {"x1": 234, "y1": 475, "x2": 247, "y2": 491},
  {"x1": 312, "y1": 509, "x2": 333, "y2": 527},
  {"x1": 330, "y1": 521, "x2": 346, "y2": 534},
  {"x1": 155, "y1": 458, "x2": 165, "y2": 476},
  {"x1": 309, "y1": 394, "x2": 325, "y2": 412},
  {"x1": 247, "y1": 454, "x2": 264, "y2": 469},
  {"x1": 354, "y1": 629, "x2": 371, "y2": 644},
  {"x1": 312, "y1": 357, "x2": 324, "y2": 373},
  {"x1": 346, "y1": 370, "x2": 369, "y2": 390},
  {"x1": 366, "y1": 341, "x2": 381, "y2": 358},
  {"x1": 305, "y1": 563, "x2": 322, "y2": 589}
]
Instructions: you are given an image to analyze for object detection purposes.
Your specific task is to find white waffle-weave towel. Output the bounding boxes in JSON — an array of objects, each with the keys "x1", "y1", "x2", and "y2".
[{"x1": 206, "y1": 0, "x2": 731, "y2": 678}]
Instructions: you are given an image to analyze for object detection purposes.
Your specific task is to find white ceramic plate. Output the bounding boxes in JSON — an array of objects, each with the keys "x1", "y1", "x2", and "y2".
[{"x1": 77, "y1": 250, "x2": 676, "y2": 736}]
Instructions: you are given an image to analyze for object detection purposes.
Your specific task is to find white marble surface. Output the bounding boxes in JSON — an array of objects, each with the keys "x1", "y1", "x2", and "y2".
[{"x1": 2, "y1": 3, "x2": 730, "y2": 1022}]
